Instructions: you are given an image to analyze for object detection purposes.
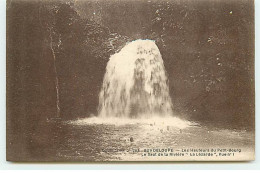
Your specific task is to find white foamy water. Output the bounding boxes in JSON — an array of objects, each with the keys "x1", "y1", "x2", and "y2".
[
  {"x1": 98, "y1": 39, "x2": 173, "y2": 118},
  {"x1": 68, "y1": 116, "x2": 194, "y2": 129}
]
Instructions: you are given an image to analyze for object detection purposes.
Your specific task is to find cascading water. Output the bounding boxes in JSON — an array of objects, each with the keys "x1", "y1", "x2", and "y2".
[{"x1": 98, "y1": 39, "x2": 173, "y2": 118}]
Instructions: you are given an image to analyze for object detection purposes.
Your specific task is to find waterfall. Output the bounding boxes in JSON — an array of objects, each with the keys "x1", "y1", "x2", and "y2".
[{"x1": 98, "y1": 39, "x2": 173, "y2": 118}]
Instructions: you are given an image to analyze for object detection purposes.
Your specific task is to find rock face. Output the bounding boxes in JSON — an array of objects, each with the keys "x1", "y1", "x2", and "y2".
[{"x1": 98, "y1": 39, "x2": 173, "y2": 118}]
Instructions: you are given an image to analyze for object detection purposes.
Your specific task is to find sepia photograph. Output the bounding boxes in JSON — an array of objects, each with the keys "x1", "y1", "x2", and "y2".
[{"x1": 6, "y1": 0, "x2": 255, "y2": 162}]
